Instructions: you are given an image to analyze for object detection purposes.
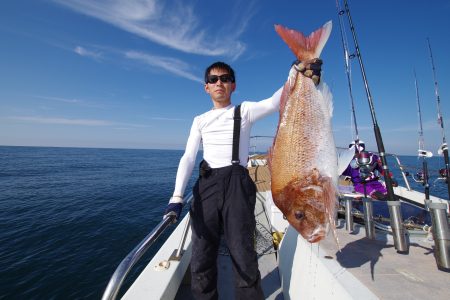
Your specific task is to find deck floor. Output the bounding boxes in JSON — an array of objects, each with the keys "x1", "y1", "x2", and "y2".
[
  {"x1": 319, "y1": 221, "x2": 450, "y2": 299},
  {"x1": 250, "y1": 163, "x2": 450, "y2": 299}
]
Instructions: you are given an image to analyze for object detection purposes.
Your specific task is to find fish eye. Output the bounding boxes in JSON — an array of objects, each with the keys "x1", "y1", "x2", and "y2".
[{"x1": 294, "y1": 211, "x2": 304, "y2": 220}]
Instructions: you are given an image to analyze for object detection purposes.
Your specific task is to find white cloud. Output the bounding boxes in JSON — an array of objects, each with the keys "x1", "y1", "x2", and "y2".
[
  {"x1": 10, "y1": 116, "x2": 113, "y2": 126},
  {"x1": 117, "y1": 122, "x2": 151, "y2": 128},
  {"x1": 332, "y1": 124, "x2": 372, "y2": 133},
  {"x1": 383, "y1": 118, "x2": 449, "y2": 133},
  {"x1": 51, "y1": 0, "x2": 252, "y2": 59},
  {"x1": 35, "y1": 95, "x2": 81, "y2": 103},
  {"x1": 74, "y1": 46, "x2": 102, "y2": 59},
  {"x1": 151, "y1": 117, "x2": 185, "y2": 121},
  {"x1": 125, "y1": 50, "x2": 203, "y2": 83},
  {"x1": 33, "y1": 95, "x2": 108, "y2": 109},
  {"x1": 8, "y1": 116, "x2": 154, "y2": 128}
]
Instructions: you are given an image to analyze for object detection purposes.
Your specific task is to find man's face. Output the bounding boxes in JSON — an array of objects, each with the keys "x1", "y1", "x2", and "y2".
[{"x1": 204, "y1": 68, "x2": 236, "y2": 108}]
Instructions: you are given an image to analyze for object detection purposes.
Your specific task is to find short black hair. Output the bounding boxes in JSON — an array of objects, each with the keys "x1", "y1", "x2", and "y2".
[{"x1": 204, "y1": 61, "x2": 235, "y2": 83}]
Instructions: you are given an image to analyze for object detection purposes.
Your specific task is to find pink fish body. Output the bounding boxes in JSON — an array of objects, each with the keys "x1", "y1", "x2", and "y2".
[{"x1": 270, "y1": 21, "x2": 337, "y2": 243}]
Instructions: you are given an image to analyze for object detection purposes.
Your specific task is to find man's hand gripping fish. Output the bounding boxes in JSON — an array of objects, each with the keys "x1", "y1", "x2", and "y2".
[{"x1": 269, "y1": 21, "x2": 338, "y2": 244}]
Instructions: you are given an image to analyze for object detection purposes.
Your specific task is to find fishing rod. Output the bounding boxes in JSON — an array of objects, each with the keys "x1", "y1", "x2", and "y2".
[
  {"x1": 335, "y1": 0, "x2": 359, "y2": 141},
  {"x1": 341, "y1": 0, "x2": 409, "y2": 253},
  {"x1": 341, "y1": 0, "x2": 396, "y2": 201},
  {"x1": 414, "y1": 70, "x2": 430, "y2": 200},
  {"x1": 427, "y1": 38, "x2": 450, "y2": 200}
]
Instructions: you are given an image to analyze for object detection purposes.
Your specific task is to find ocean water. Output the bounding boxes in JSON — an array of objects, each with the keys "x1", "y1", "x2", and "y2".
[
  {"x1": 385, "y1": 154, "x2": 449, "y2": 198},
  {"x1": 0, "y1": 146, "x2": 448, "y2": 299},
  {"x1": 0, "y1": 146, "x2": 199, "y2": 299}
]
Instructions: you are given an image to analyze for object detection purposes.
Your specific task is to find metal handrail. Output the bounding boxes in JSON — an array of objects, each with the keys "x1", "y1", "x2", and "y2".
[
  {"x1": 173, "y1": 215, "x2": 191, "y2": 259},
  {"x1": 102, "y1": 193, "x2": 193, "y2": 300},
  {"x1": 386, "y1": 153, "x2": 412, "y2": 191}
]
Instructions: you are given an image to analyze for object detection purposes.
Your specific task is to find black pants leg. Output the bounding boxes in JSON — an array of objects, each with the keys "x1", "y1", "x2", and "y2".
[
  {"x1": 190, "y1": 165, "x2": 263, "y2": 300},
  {"x1": 190, "y1": 174, "x2": 221, "y2": 300},
  {"x1": 223, "y1": 166, "x2": 264, "y2": 300}
]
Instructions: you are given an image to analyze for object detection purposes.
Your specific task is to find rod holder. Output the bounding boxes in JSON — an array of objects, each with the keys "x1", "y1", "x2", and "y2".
[
  {"x1": 387, "y1": 201, "x2": 409, "y2": 254},
  {"x1": 429, "y1": 202, "x2": 450, "y2": 272},
  {"x1": 362, "y1": 198, "x2": 375, "y2": 239},
  {"x1": 424, "y1": 199, "x2": 432, "y2": 211},
  {"x1": 345, "y1": 197, "x2": 354, "y2": 232}
]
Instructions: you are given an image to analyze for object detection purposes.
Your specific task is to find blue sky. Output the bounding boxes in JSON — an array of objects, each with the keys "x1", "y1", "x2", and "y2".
[{"x1": 1, "y1": 0, "x2": 449, "y2": 156}]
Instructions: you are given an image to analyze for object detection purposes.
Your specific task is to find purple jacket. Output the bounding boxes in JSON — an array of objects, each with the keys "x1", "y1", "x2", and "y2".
[
  {"x1": 342, "y1": 152, "x2": 383, "y2": 184},
  {"x1": 342, "y1": 152, "x2": 387, "y2": 196}
]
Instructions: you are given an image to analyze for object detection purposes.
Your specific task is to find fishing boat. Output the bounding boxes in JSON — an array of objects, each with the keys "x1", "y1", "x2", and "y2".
[
  {"x1": 101, "y1": 1, "x2": 450, "y2": 299},
  {"x1": 101, "y1": 151, "x2": 449, "y2": 300}
]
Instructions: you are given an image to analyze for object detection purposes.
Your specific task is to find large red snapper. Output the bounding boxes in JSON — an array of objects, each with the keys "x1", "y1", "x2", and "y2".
[{"x1": 269, "y1": 21, "x2": 338, "y2": 243}]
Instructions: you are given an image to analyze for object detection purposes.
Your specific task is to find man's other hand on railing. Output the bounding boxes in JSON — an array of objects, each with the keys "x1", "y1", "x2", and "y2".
[{"x1": 164, "y1": 202, "x2": 183, "y2": 223}]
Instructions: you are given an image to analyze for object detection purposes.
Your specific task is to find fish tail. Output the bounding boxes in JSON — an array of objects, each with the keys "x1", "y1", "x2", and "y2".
[{"x1": 274, "y1": 21, "x2": 332, "y2": 61}]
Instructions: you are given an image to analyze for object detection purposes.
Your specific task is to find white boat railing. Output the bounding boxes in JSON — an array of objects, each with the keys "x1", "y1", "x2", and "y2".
[{"x1": 102, "y1": 193, "x2": 193, "y2": 300}]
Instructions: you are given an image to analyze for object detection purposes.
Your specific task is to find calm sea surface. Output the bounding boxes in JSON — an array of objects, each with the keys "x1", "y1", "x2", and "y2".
[
  {"x1": 0, "y1": 146, "x2": 199, "y2": 299},
  {"x1": 0, "y1": 146, "x2": 448, "y2": 299}
]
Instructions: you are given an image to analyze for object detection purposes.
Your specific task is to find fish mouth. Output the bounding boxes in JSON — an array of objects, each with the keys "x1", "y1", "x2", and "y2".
[
  {"x1": 307, "y1": 226, "x2": 326, "y2": 243},
  {"x1": 307, "y1": 232, "x2": 325, "y2": 243}
]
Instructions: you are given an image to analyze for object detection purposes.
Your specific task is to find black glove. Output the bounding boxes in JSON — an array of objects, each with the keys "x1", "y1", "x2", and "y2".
[
  {"x1": 164, "y1": 202, "x2": 183, "y2": 223},
  {"x1": 293, "y1": 58, "x2": 322, "y2": 86}
]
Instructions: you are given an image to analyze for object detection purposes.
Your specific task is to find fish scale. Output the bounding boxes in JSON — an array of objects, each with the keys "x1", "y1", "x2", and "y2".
[{"x1": 273, "y1": 77, "x2": 323, "y2": 187}]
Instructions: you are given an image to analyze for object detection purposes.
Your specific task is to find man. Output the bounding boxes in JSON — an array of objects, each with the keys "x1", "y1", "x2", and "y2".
[
  {"x1": 164, "y1": 61, "x2": 321, "y2": 299},
  {"x1": 342, "y1": 140, "x2": 388, "y2": 200}
]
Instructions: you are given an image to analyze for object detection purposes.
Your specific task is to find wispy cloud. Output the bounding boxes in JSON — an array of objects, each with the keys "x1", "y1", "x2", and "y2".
[
  {"x1": 332, "y1": 124, "x2": 372, "y2": 133},
  {"x1": 10, "y1": 116, "x2": 113, "y2": 126},
  {"x1": 8, "y1": 116, "x2": 154, "y2": 128},
  {"x1": 125, "y1": 51, "x2": 202, "y2": 83},
  {"x1": 383, "y1": 118, "x2": 448, "y2": 133},
  {"x1": 74, "y1": 45, "x2": 102, "y2": 59},
  {"x1": 35, "y1": 95, "x2": 82, "y2": 104},
  {"x1": 117, "y1": 122, "x2": 151, "y2": 128},
  {"x1": 51, "y1": 0, "x2": 254, "y2": 59},
  {"x1": 151, "y1": 117, "x2": 186, "y2": 121},
  {"x1": 33, "y1": 95, "x2": 107, "y2": 109},
  {"x1": 43, "y1": 39, "x2": 202, "y2": 82}
]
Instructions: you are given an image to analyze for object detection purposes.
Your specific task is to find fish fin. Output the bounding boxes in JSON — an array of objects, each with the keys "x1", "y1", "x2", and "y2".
[
  {"x1": 269, "y1": 80, "x2": 290, "y2": 169},
  {"x1": 268, "y1": 146, "x2": 273, "y2": 172},
  {"x1": 326, "y1": 205, "x2": 341, "y2": 251},
  {"x1": 318, "y1": 82, "x2": 333, "y2": 117},
  {"x1": 274, "y1": 21, "x2": 332, "y2": 61},
  {"x1": 322, "y1": 176, "x2": 340, "y2": 249},
  {"x1": 279, "y1": 80, "x2": 290, "y2": 117},
  {"x1": 337, "y1": 145, "x2": 356, "y2": 175}
]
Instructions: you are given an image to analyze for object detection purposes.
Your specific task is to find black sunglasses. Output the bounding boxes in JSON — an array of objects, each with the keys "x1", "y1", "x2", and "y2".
[{"x1": 206, "y1": 74, "x2": 234, "y2": 84}]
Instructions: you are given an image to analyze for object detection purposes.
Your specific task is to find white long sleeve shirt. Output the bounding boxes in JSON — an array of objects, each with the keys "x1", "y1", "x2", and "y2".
[{"x1": 170, "y1": 87, "x2": 283, "y2": 204}]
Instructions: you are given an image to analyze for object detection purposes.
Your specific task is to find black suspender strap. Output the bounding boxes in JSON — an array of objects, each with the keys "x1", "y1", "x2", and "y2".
[{"x1": 232, "y1": 105, "x2": 241, "y2": 165}]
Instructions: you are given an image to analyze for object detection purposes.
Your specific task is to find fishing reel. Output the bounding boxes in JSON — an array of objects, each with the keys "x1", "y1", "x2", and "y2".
[
  {"x1": 356, "y1": 151, "x2": 373, "y2": 180},
  {"x1": 413, "y1": 171, "x2": 425, "y2": 183},
  {"x1": 418, "y1": 149, "x2": 433, "y2": 158},
  {"x1": 437, "y1": 143, "x2": 448, "y2": 155}
]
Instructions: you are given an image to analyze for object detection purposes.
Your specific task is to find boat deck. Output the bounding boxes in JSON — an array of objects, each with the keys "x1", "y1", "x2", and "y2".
[
  {"x1": 320, "y1": 221, "x2": 450, "y2": 299},
  {"x1": 252, "y1": 163, "x2": 450, "y2": 300},
  {"x1": 121, "y1": 152, "x2": 450, "y2": 299}
]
